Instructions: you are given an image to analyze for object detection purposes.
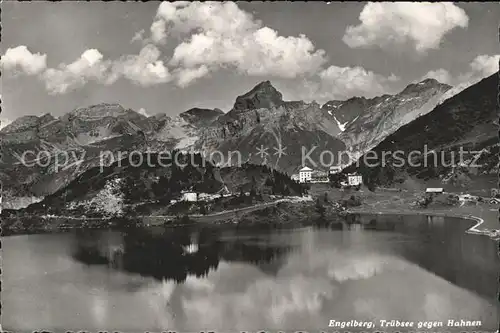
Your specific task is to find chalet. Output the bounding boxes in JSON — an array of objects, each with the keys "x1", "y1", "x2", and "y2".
[
  {"x1": 311, "y1": 170, "x2": 329, "y2": 183},
  {"x1": 329, "y1": 165, "x2": 342, "y2": 174},
  {"x1": 181, "y1": 191, "x2": 198, "y2": 202},
  {"x1": 347, "y1": 173, "x2": 363, "y2": 186},
  {"x1": 425, "y1": 188, "x2": 443, "y2": 194},
  {"x1": 425, "y1": 188, "x2": 444, "y2": 199},
  {"x1": 489, "y1": 198, "x2": 500, "y2": 205},
  {"x1": 299, "y1": 166, "x2": 313, "y2": 183}
]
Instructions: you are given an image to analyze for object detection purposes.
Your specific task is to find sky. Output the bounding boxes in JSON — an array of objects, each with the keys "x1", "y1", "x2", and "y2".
[{"x1": 1, "y1": 1, "x2": 499, "y2": 126}]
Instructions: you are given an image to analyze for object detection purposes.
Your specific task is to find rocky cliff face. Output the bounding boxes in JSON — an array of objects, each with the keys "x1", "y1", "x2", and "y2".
[
  {"x1": 0, "y1": 75, "x2": 477, "y2": 201},
  {"x1": 0, "y1": 102, "x2": 229, "y2": 199},
  {"x1": 0, "y1": 103, "x2": 174, "y2": 199},
  {"x1": 232, "y1": 80, "x2": 284, "y2": 112},
  {"x1": 194, "y1": 81, "x2": 345, "y2": 174},
  {"x1": 336, "y1": 78, "x2": 452, "y2": 162},
  {"x1": 346, "y1": 74, "x2": 498, "y2": 188},
  {"x1": 179, "y1": 108, "x2": 224, "y2": 127},
  {"x1": 322, "y1": 96, "x2": 387, "y2": 132},
  {"x1": 7, "y1": 152, "x2": 304, "y2": 218}
]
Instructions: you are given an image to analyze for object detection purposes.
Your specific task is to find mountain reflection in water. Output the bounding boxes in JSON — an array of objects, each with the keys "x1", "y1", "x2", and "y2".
[
  {"x1": 2, "y1": 214, "x2": 499, "y2": 332},
  {"x1": 71, "y1": 225, "x2": 295, "y2": 282}
]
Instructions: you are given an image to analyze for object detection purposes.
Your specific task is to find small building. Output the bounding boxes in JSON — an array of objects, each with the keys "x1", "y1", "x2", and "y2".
[
  {"x1": 425, "y1": 188, "x2": 444, "y2": 194},
  {"x1": 291, "y1": 174, "x2": 300, "y2": 182},
  {"x1": 425, "y1": 188, "x2": 444, "y2": 199},
  {"x1": 489, "y1": 198, "x2": 500, "y2": 205},
  {"x1": 347, "y1": 173, "x2": 363, "y2": 186},
  {"x1": 299, "y1": 166, "x2": 313, "y2": 183},
  {"x1": 329, "y1": 165, "x2": 342, "y2": 174},
  {"x1": 181, "y1": 191, "x2": 198, "y2": 202},
  {"x1": 311, "y1": 170, "x2": 329, "y2": 183}
]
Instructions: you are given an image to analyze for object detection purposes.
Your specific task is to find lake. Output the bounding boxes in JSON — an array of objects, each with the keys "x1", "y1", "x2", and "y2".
[{"x1": 2, "y1": 214, "x2": 499, "y2": 332}]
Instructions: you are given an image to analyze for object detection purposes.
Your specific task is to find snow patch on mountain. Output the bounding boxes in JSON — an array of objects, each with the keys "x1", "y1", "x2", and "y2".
[
  {"x1": 0, "y1": 118, "x2": 12, "y2": 131},
  {"x1": 175, "y1": 136, "x2": 199, "y2": 150},
  {"x1": 333, "y1": 116, "x2": 348, "y2": 132}
]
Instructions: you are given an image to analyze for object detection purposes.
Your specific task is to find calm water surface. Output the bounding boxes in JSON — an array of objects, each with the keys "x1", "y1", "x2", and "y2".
[{"x1": 3, "y1": 214, "x2": 499, "y2": 332}]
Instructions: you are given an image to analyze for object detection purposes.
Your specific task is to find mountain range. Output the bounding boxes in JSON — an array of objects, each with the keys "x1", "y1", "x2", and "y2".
[
  {"x1": 11, "y1": 151, "x2": 303, "y2": 218},
  {"x1": 0, "y1": 74, "x2": 488, "y2": 205},
  {"x1": 344, "y1": 73, "x2": 498, "y2": 190}
]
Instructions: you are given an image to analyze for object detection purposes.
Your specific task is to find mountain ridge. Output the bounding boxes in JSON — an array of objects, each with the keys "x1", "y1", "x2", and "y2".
[
  {"x1": 344, "y1": 73, "x2": 498, "y2": 189},
  {"x1": 0, "y1": 76, "x2": 470, "y2": 202}
]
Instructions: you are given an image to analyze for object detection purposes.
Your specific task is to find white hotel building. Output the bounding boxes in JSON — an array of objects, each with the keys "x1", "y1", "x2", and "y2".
[{"x1": 299, "y1": 166, "x2": 313, "y2": 183}]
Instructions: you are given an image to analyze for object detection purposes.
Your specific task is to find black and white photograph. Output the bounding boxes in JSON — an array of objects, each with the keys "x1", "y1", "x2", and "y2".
[{"x1": 1, "y1": 1, "x2": 499, "y2": 332}]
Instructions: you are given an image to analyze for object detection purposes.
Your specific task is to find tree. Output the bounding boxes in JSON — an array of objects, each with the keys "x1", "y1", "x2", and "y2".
[
  {"x1": 365, "y1": 176, "x2": 377, "y2": 192},
  {"x1": 86, "y1": 178, "x2": 125, "y2": 217},
  {"x1": 153, "y1": 175, "x2": 170, "y2": 197},
  {"x1": 255, "y1": 110, "x2": 261, "y2": 123},
  {"x1": 199, "y1": 204, "x2": 207, "y2": 215},
  {"x1": 315, "y1": 197, "x2": 326, "y2": 218},
  {"x1": 180, "y1": 214, "x2": 191, "y2": 224},
  {"x1": 420, "y1": 195, "x2": 433, "y2": 208},
  {"x1": 249, "y1": 185, "x2": 257, "y2": 198},
  {"x1": 329, "y1": 172, "x2": 346, "y2": 189},
  {"x1": 265, "y1": 177, "x2": 274, "y2": 187},
  {"x1": 282, "y1": 185, "x2": 291, "y2": 196}
]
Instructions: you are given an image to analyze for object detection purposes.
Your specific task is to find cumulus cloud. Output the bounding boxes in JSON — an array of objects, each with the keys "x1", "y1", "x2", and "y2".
[
  {"x1": 175, "y1": 65, "x2": 210, "y2": 88},
  {"x1": 42, "y1": 49, "x2": 110, "y2": 94},
  {"x1": 459, "y1": 54, "x2": 499, "y2": 82},
  {"x1": 109, "y1": 44, "x2": 172, "y2": 87},
  {"x1": 295, "y1": 65, "x2": 399, "y2": 102},
  {"x1": 421, "y1": 54, "x2": 499, "y2": 87},
  {"x1": 421, "y1": 69, "x2": 453, "y2": 85},
  {"x1": 319, "y1": 65, "x2": 391, "y2": 97},
  {"x1": 0, "y1": 94, "x2": 12, "y2": 131},
  {"x1": 39, "y1": 44, "x2": 171, "y2": 94},
  {"x1": 137, "y1": 107, "x2": 149, "y2": 117},
  {"x1": 150, "y1": 20, "x2": 168, "y2": 45},
  {"x1": 0, "y1": 118, "x2": 12, "y2": 131},
  {"x1": 0, "y1": 45, "x2": 47, "y2": 75},
  {"x1": 149, "y1": 1, "x2": 183, "y2": 44},
  {"x1": 150, "y1": 1, "x2": 327, "y2": 86},
  {"x1": 343, "y1": 2, "x2": 469, "y2": 53}
]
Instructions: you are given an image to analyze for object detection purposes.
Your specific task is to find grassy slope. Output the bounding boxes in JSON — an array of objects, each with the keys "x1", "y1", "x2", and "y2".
[{"x1": 346, "y1": 74, "x2": 498, "y2": 188}]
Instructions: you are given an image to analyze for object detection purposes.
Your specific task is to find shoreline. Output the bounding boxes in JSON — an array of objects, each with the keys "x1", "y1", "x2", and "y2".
[
  {"x1": 0, "y1": 197, "x2": 313, "y2": 235},
  {"x1": 346, "y1": 207, "x2": 500, "y2": 240},
  {"x1": 3, "y1": 197, "x2": 499, "y2": 240}
]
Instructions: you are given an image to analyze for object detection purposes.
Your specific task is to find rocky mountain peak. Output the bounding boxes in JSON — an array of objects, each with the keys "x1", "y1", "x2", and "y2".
[
  {"x1": 39, "y1": 113, "x2": 56, "y2": 124},
  {"x1": 400, "y1": 78, "x2": 451, "y2": 96},
  {"x1": 232, "y1": 80, "x2": 284, "y2": 112},
  {"x1": 0, "y1": 115, "x2": 40, "y2": 133},
  {"x1": 179, "y1": 107, "x2": 224, "y2": 126},
  {"x1": 70, "y1": 103, "x2": 128, "y2": 119},
  {"x1": 180, "y1": 107, "x2": 224, "y2": 118},
  {"x1": 322, "y1": 100, "x2": 344, "y2": 109}
]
